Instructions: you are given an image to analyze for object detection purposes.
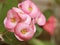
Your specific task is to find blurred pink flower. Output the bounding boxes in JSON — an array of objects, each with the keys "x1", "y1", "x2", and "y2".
[
  {"x1": 12, "y1": 7, "x2": 31, "y2": 24},
  {"x1": 14, "y1": 23, "x2": 36, "y2": 41},
  {"x1": 36, "y1": 12, "x2": 46, "y2": 26},
  {"x1": 18, "y1": 0, "x2": 39, "y2": 18},
  {"x1": 4, "y1": 9, "x2": 19, "y2": 32},
  {"x1": 43, "y1": 16, "x2": 58, "y2": 35}
]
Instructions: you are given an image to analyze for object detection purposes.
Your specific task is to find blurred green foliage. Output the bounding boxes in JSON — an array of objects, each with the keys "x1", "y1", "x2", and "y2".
[
  {"x1": 34, "y1": 24, "x2": 43, "y2": 38},
  {"x1": 3, "y1": 31, "x2": 23, "y2": 45},
  {"x1": 0, "y1": 2, "x2": 6, "y2": 34},
  {"x1": 43, "y1": 9, "x2": 53, "y2": 20},
  {"x1": 55, "y1": 0, "x2": 60, "y2": 4},
  {"x1": 29, "y1": 39, "x2": 45, "y2": 45},
  {"x1": 0, "y1": 0, "x2": 18, "y2": 34},
  {"x1": 0, "y1": 3, "x2": 3, "y2": 14}
]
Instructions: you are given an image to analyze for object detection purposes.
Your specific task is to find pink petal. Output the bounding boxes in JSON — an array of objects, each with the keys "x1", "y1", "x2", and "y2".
[
  {"x1": 12, "y1": 7, "x2": 24, "y2": 14},
  {"x1": 6, "y1": 19, "x2": 17, "y2": 29},
  {"x1": 37, "y1": 13, "x2": 46, "y2": 26},
  {"x1": 15, "y1": 34, "x2": 24, "y2": 41},
  {"x1": 12, "y1": 7, "x2": 27, "y2": 20},
  {"x1": 43, "y1": 16, "x2": 57, "y2": 35},
  {"x1": 48, "y1": 16, "x2": 57, "y2": 23},
  {"x1": 7, "y1": 10, "x2": 14, "y2": 18},
  {"x1": 23, "y1": 14, "x2": 31, "y2": 24},
  {"x1": 30, "y1": 20, "x2": 36, "y2": 33},
  {"x1": 33, "y1": 25, "x2": 36, "y2": 33},
  {"x1": 4, "y1": 17, "x2": 7, "y2": 28},
  {"x1": 43, "y1": 23, "x2": 55, "y2": 35},
  {"x1": 18, "y1": 0, "x2": 31, "y2": 14},
  {"x1": 29, "y1": 2, "x2": 39, "y2": 18},
  {"x1": 7, "y1": 9, "x2": 20, "y2": 22}
]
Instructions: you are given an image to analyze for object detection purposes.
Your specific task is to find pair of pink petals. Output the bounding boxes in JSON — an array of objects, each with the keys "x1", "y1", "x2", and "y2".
[{"x1": 43, "y1": 16, "x2": 58, "y2": 35}]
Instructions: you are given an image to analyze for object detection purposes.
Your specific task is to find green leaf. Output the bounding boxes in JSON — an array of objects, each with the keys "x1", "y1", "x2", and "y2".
[
  {"x1": 43, "y1": 9, "x2": 53, "y2": 20},
  {"x1": 34, "y1": 24, "x2": 43, "y2": 38},
  {"x1": 0, "y1": 0, "x2": 18, "y2": 33},
  {"x1": 3, "y1": 32, "x2": 23, "y2": 45}
]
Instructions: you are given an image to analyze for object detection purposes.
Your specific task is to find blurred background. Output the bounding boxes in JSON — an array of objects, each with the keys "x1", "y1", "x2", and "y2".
[{"x1": 0, "y1": 0, "x2": 60, "y2": 45}]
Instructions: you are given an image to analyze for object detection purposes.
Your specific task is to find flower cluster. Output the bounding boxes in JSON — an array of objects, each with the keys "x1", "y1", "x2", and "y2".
[
  {"x1": 4, "y1": 0, "x2": 58, "y2": 41},
  {"x1": 4, "y1": 0, "x2": 57, "y2": 41},
  {"x1": 4, "y1": 0, "x2": 46, "y2": 41}
]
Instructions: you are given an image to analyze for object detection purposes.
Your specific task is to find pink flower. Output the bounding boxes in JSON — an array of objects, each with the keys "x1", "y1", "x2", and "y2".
[
  {"x1": 12, "y1": 7, "x2": 31, "y2": 24},
  {"x1": 18, "y1": 0, "x2": 39, "y2": 18},
  {"x1": 4, "y1": 7, "x2": 31, "y2": 32},
  {"x1": 4, "y1": 9, "x2": 19, "y2": 32},
  {"x1": 43, "y1": 16, "x2": 58, "y2": 35},
  {"x1": 36, "y1": 12, "x2": 46, "y2": 26},
  {"x1": 14, "y1": 23, "x2": 36, "y2": 41},
  {"x1": 32, "y1": 11, "x2": 46, "y2": 26}
]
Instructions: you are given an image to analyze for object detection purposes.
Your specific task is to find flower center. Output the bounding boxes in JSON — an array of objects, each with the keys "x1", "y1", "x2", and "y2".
[
  {"x1": 11, "y1": 18, "x2": 16, "y2": 22},
  {"x1": 20, "y1": 12, "x2": 23, "y2": 14},
  {"x1": 21, "y1": 29, "x2": 27, "y2": 34},
  {"x1": 29, "y1": 7, "x2": 32, "y2": 12}
]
